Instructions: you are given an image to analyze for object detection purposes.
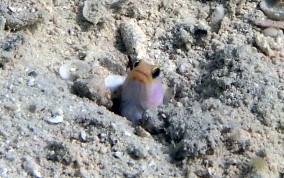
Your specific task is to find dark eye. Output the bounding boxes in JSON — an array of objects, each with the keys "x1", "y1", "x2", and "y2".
[
  {"x1": 152, "y1": 67, "x2": 160, "y2": 79},
  {"x1": 133, "y1": 60, "x2": 141, "y2": 68}
]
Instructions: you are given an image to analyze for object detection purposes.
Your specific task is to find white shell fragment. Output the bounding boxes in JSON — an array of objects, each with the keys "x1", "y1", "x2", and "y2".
[
  {"x1": 80, "y1": 130, "x2": 87, "y2": 141},
  {"x1": 211, "y1": 4, "x2": 225, "y2": 25},
  {"x1": 113, "y1": 151, "x2": 123, "y2": 159},
  {"x1": 120, "y1": 19, "x2": 148, "y2": 63},
  {"x1": 47, "y1": 115, "x2": 64, "y2": 124},
  {"x1": 104, "y1": 75, "x2": 126, "y2": 92},
  {"x1": 59, "y1": 60, "x2": 91, "y2": 81}
]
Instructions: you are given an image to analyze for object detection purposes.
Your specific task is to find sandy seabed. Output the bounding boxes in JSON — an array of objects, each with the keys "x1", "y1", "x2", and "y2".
[{"x1": 0, "y1": 0, "x2": 283, "y2": 177}]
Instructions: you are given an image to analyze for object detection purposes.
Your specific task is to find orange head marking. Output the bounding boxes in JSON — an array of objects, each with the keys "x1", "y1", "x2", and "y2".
[{"x1": 127, "y1": 60, "x2": 161, "y2": 84}]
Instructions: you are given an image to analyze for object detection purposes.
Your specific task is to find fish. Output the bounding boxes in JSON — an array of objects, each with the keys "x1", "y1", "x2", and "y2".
[{"x1": 119, "y1": 60, "x2": 164, "y2": 122}]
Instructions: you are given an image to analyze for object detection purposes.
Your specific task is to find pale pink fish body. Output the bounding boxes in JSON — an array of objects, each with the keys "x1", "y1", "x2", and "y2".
[{"x1": 120, "y1": 60, "x2": 164, "y2": 122}]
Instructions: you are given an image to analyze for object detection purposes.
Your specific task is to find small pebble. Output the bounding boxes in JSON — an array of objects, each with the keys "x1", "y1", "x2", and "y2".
[
  {"x1": 4, "y1": 103, "x2": 19, "y2": 111},
  {"x1": 135, "y1": 126, "x2": 151, "y2": 138},
  {"x1": 113, "y1": 151, "x2": 123, "y2": 159},
  {"x1": 227, "y1": 158, "x2": 237, "y2": 165},
  {"x1": 124, "y1": 131, "x2": 132, "y2": 136},
  {"x1": 6, "y1": 151, "x2": 16, "y2": 161},
  {"x1": 28, "y1": 78, "x2": 35, "y2": 86},
  {"x1": 99, "y1": 145, "x2": 108, "y2": 154},
  {"x1": 262, "y1": 27, "x2": 283, "y2": 38},
  {"x1": 80, "y1": 130, "x2": 87, "y2": 141},
  {"x1": 59, "y1": 60, "x2": 91, "y2": 81},
  {"x1": 28, "y1": 71, "x2": 38, "y2": 77},
  {"x1": 78, "y1": 51, "x2": 87, "y2": 60},
  {"x1": 47, "y1": 115, "x2": 64, "y2": 124},
  {"x1": 148, "y1": 160, "x2": 156, "y2": 169},
  {"x1": 0, "y1": 62, "x2": 5, "y2": 69},
  {"x1": 28, "y1": 104, "x2": 37, "y2": 113},
  {"x1": 8, "y1": 6, "x2": 23, "y2": 13},
  {"x1": 127, "y1": 144, "x2": 147, "y2": 159},
  {"x1": 278, "y1": 91, "x2": 284, "y2": 100},
  {"x1": 256, "y1": 149, "x2": 267, "y2": 158},
  {"x1": 51, "y1": 108, "x2": 64, "y2": 116},
  {"x1": 72, "y1": 78, "x2": 113, "y2": 108},
  {"x1": 78, "y1": 167, "x2": 90, "y2": 178}
]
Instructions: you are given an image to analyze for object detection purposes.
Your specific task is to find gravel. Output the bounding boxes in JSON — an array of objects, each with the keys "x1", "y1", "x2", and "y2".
[{"x1": 0, "y1": 0, "x2": 283, "y2": 177}]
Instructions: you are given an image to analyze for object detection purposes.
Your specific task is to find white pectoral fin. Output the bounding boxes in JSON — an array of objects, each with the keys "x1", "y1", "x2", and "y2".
[{"x1": 104, "y1": 75, "x2": 126, "y2": 92}]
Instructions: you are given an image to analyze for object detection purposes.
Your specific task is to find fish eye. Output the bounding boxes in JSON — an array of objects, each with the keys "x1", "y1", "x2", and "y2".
[
  {"x1": 151, "y1": 67, "x2": 160, "y2": 79},
  {"x1": 133, "y1": 60, "x2": 141, "y2": 68}
]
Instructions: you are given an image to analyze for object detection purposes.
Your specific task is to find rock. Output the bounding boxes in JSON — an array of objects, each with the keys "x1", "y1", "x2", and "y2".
[
  {"x1": 22, "y1": 156, "x2": 42, "y2": 178},
  {"x1": 46, "y1": 142, "x2": 73, "y2": 165},
  {"x1": 99, "y1": 145, "x2": 108, "y2": 154},
  {"x1": 72, "y1": 78, "x2": 112, "y2": 108},
  {"x1": 59, "y1": 60, "x2": 91, "y2": 81},
  {"x1": 28, "y1": 104, "x2": 37, "y2": 113},
  {"x1": 255, "y1": 32, "x2": 276, "y2": 57},
  {"x1": 120, "y1": 19, "x2": 148, "y2": 63},
  {"x1": 127, "y1": 144, "x2": 147, "y2": 160},
  {"x1": 262, "y1": 27, "x2": 283, "y2": 38},
  {"x1": 4, "y1": 102, "x2": 19, "y2": 111},
  {"x1": 28, "y1": 71, "x2": 38, "y2": 77},
  {"x1": 134, "y1": 126, "x2": 151, "y2": 138},
  {"x1": 256, "y1": 149, "x2": 267, "y2": 158},
  {"x1": 260, "y1": 0, "x2": 284, "y2": 20},
  {"x1": 0, "y1": 33, "x2": 24, "y2": 52},
  {"x1": 5, "y1": 151, "x2": 16, "y2": 161},
  {"x1": 0, "y1": 5, "x2": 43, "y2": 31},
  {"x1": 201, "y1": 98, "x2": 221, "y2": 112},
  {"x1": 171, "y1": 138, "x2": 206, "y2": 160},
  {"x1": 82, "y1": 0, "x2": 113, "y2": 25},
  {"x1": 140, "y1": 109, "x2": 165, "y2": 134},
  {"x1": 172, "y1": 22, "x2": 209, "y2": 49}
]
